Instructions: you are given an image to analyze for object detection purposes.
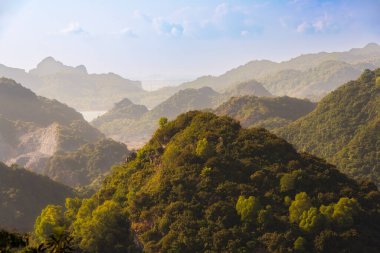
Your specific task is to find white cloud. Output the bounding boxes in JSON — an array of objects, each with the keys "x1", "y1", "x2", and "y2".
[
  {"x1": 133, "y1": 10, "x2": 151, "y2": 22},
  {"x1": 153, "y1": 18, "x2": 184, "y2": 37},
  {"x1": 241, "y1": 30, "x2": 249, "y2": 37},
  {"x1": 119, "y1": 27, "x2": 137, "y2": 38},
  {"x1": 214, "y1": 3, "x2": 228, "y2": 19},
  {"x1": 312, "y1": 13, "x2": 330, "y2": 32},
  {"x1": 60, "y1": 22, "x2": 85, "y2": 35},
  {"x1": 296, "y1": 22, "x2": 310, "y2": 33}
]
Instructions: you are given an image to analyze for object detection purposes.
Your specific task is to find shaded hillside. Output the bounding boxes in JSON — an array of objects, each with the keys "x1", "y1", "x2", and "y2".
[
  {"x1": 215, "y1": 96, "x2": 316, "y2": 129},
  {"x1": 0, "y1": 162, "x2": 74, "y2": 232},
  {"x1": 43, "y1": 139, "x2": 128, "y2": 188},
  {"x1": 277, "y1": 69, "x2": 380, "y2": 185},
  {"x1": 0, "y1": 57, "x2": 146, "y2": 110},
  {"x1": 40, "y1": 111, "x2": 380, "y2": 253},
  {"x1": 0, "y1": 78, "x2": 103, "y2": 177}
]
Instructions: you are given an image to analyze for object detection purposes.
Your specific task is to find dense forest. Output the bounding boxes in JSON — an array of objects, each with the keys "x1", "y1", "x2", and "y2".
[
  {"x1": 277, "y1": 69, "x2": 380, "y2": 186},
  {"x1": 18, "y1": 111, "x2": 380, "y2": 253},
  {"x1": 214, "y1": 96, "x2": 316, "y2": 129},
  {"x1": 43, "y1": 138, "x2": 129, "y2": 188},
  {"x1": 0, "y1": 162, "x2": 74, "y2": 232}
]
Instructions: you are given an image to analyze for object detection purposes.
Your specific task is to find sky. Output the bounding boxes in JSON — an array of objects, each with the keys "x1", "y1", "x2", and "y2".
[{"x1": 0, "y1": 0, "x2": 379, "y2": 81}]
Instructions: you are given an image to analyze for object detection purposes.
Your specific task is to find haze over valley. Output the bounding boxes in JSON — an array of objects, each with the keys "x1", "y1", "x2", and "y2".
[{"x1": 0, "y1": 1, "x2": 379, "y2": 252}]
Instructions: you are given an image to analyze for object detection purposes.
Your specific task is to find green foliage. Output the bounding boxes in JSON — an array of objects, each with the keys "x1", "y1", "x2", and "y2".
[
  {"x1": 92, "y1": 87, "x2": 220, "y2": 146},
  {"x1": 280, "y1": 172, "x2": 296, "y2": 192},
  {"x1": 0, "y1": 230, "x2": 27, "y2": 251},
  {"x1": 289, "y1": 192, "x2": 312, "y2": 223},
  {"x1": 293, "y1": 236, "x2": 306, "y2": 252},
  {"x1": 320, "y1": 197, "x2": 360, "y2": 229},
  {"x1": 236, "y1": 196, "x2": 262, "y2": 223},
  {"x1": 195, "y1": 138, "x2": 214, "y2": 158},
  {"x1": 33, "y1": 111, "x2": 380, "y2": 252},
  {"x1": 214, "y1": 95, "x2": 316, "y2": 129},
  {"x1": 277, "y1": 69, "x2": 380, "y2": 186},
  {"x1": 72, "y1": 200, "x2": 136, "y2": 253},
  {"x1": 299, "y1": 207, "x2": 323, "y2": 232},
  {"x1": 0, "y1": 162, "x2": 74, "y2": 232},
  {"x1": 158, "y1": 117, "x2": 168, "y2": 128},
  {"x1": 44, "y1": 138, "x2": 128, "y2": 187},
  {"x1": 34, "y1": 205, "x2": 66, "y2": 243}
]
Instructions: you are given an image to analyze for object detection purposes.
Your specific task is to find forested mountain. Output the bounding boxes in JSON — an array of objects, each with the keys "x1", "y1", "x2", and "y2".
[
  {"x1": 92, "y1": 85, "x2": 272, "y2": 148},
  {"x1": 92, "y1": 87, "x2": 222, "y2": 148},
  {"x1": 277, "y1": 69, "x2": 380, "y2": 186},
  {"x1": 143, "y1": 43, "x2": 380, "y2": 107},
  {"x1": 43, "y1": 139, "x2": 128, "y2": 188},
  {"x1": 0, "y1": 78, "x2": 130, "y2": 189},
  {"x1": 33, "y1": 111, "x2": 380, "y2": 253},
  {"x1": 214, "y1": 96, "x2": 316, "y2": 129},
  {"x1": 0, "y1": 162, "x2": 74, "y2": 232},
  {"x1": 0, "y1": 57, "x2": 146, "y2": 110}
]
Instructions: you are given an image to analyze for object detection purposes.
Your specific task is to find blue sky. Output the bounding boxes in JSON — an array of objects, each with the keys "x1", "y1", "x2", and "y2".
[{"x1": 0, "y1": 0, "x2": 379, "y2": 80}]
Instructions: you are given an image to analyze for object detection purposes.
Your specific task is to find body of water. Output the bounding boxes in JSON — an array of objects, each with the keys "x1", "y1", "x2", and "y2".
[{"x1": 80, "y1": 111, "x2": 107, "y2": 122}]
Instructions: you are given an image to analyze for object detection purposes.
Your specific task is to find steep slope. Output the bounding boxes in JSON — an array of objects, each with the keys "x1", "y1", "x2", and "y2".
[
  {"x1": 0, "y1": 162, "x2": 74, "y2": 232},
  {"x1": 92, "y1": 87, "x2": 221, "y2": 148},
  {"x1": 43, "y1": 139, "x2": 128, "y2": 188},
  {"x1": 214, "y1": 96, "x2": 316, "y2": 129},
  {"x1": 223, "y1": 80, "x2": 272, "y2": 98},
  {"x1": 0, "y1": 78, "x2": 104, "y2": 178},
  {"x1": 277, "y1": 69, "x2": 380, "y2": 185},
  {"x1": 0, "y1": 57, "x2": 146, "y2": 110},
  {"x1": 44, "y1": 111, "x2": 380, "y2": 253}
]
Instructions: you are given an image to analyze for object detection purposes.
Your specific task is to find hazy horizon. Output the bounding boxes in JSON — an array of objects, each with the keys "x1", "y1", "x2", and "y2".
[{"x1": 1, "y1": 0, "x2": 379, "y2": 81}]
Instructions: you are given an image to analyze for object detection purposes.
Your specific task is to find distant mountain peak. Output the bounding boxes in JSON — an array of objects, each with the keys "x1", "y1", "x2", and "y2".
[
  {"x1": 114, "y1": 97, "x2": 134, "y2": 108},
  {"x1": 30, "y1": 57, "x2": 87, "y2": 76}
]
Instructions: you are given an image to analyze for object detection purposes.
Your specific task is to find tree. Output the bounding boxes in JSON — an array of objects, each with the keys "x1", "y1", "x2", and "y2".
[
  {"x1": 158, "y1": 117, "x2": 168, "y2": 128},
  {"x1": 320, "y1": 197, "x2": 360, "y2": 228},
  {"x1": 294, "y1": 236, "x2": 306, "y2": 252},
  {"x1": 280, "y1": 173, "x2": 296, "y2": 192},
  {"x1": 195, "y1": 138, "x2": 214, "y2": 158},
  {"x1": 236, "y1": 196, "x2": 262, "y2": 223},
  {"x1": 73, "y1": 200, "x2": 136, "y2": 253},
  {"x1": 299, "y1": 207, "x2": 323, "y2": 232},
  {"x1": 34, "y1": 205, "x2": 66, "y2": 243},
  {"x1": 289, "y1": 192, "x2": 312, "y2": 223}
]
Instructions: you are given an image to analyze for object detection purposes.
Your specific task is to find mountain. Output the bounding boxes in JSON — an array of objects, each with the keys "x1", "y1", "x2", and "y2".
[
  {"x1": 151, "y1": 43, "x2": 380, "y2": 104},
  {"x1": 0, "y1": 57, "x2": 146, "y2": 110},
  {"x1": 261, "y1": 60, "x2": 375, "y2": 100},
  {"x1": 0, "y1": 78, "x2": 106, "y2": 181},
  {"x1": 43, "y1": 138, "x2": 129, "y2": 188},
  {"x1": 0, "y1": 162, "x2": 74, "y2": 232},
  {"x1": 214, "y1": 96, "x2": 316, "y2": 129},
  {"x1": 38, "y1": 111, "x2": 380, "y2": 253},
  {"x1": 277, "y1": 69, "x2": 380, "y2": 186},
  {"x1": 92, "y1": 87, "x2": 222, "y2": 148}
]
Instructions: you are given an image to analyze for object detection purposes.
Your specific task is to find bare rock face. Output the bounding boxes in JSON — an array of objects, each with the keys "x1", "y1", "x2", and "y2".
[
  {"x1": 6, "y1": 123, "x2": 59, "y2": 172},
  {"x1": 0, "y1": 78, "x2": 104, "y2": 181}
]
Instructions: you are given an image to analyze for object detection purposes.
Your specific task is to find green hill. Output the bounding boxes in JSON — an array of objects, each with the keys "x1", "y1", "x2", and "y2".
[
  {"x1": 214, "y1": 96, "x2": 316, "y2": 129},
  {"x1": 43, "y1": 139, "x2": 129, "y2": 188},
  {"x1": 0, "y1": 162, "x2": 74, "y2": 232},
  {"x1": 39, "y1": 111, "x2": 380, "y2": 253},
  {"x1": 277, "y1": 69, "x2": 380, "y2": 186},
  {"x1": 92, "y1": 87, "x2": 221, "y2": 148}
]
